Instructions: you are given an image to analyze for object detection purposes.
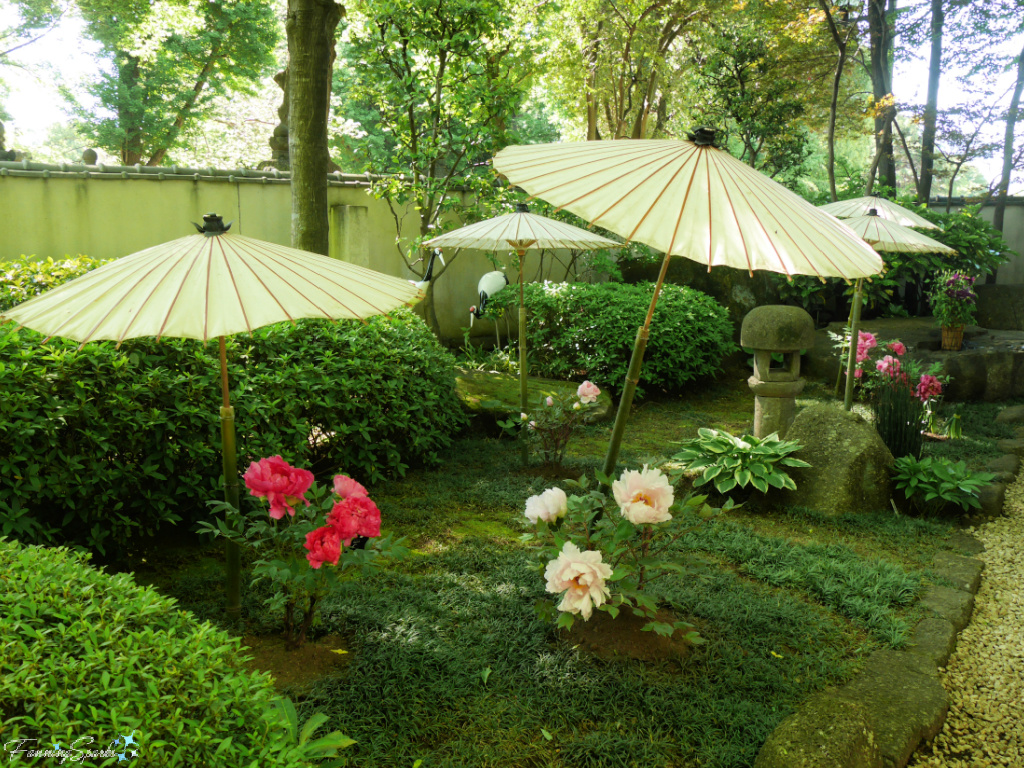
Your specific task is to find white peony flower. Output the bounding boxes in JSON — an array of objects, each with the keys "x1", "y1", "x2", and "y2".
[
  {"x1": 612, "y1": 465, "x2": 674, "y2": 525},
  {"x1": 544, "y1": 542, "x2": 612, "y2": 620},
  {"x1": 524, "y1": 487, "x2": 568, "y2": 524}
]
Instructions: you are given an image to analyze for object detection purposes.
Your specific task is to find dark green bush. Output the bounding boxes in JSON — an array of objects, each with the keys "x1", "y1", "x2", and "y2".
[
  {"x1": 1, "y1": 255, "x2": 109, "y2": 311},
  {"x1": 485, "y1": 281, "x2": 736, "y2": 395},
  {"x1": 0, "y1": 309, "x2": 467, "y2": 553},
  {"x1": 0, "y1": 538, "x2": 310, "y2": 767}
]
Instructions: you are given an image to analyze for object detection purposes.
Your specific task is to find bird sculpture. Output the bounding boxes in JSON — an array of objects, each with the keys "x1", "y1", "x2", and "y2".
[
  {"x1": 469, "y1": 270, "x2": 509, "y2": 327},
  {"x1": 412, "y1": 249, "x2": 445, "y2": 292}
]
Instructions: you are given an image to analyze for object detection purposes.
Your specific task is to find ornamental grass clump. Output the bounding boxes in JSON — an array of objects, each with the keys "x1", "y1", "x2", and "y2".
[
  {"x1": 523, "y1": 465, "x2": 727, "y2": 640},
  {"x1": 200, "y1": 456, "x2": 405, "y2": 649}
]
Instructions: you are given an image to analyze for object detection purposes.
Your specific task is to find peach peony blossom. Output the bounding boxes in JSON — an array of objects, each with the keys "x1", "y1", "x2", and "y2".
[
  {"x1": 612, "y1": 465, "x2": 674, "y2": 525},
  {"x1": 544, "y1": 542, "x2": 612, "y2": 620},
  {"x1": 524, "y1": 487, "x2": 568, "y2": 524},
  {"x1": 577, "y1": 381, "x2": 601, "y2": 404},
  {"x1": 244, "y1": 456, "x2": 314, "y2": 519}
]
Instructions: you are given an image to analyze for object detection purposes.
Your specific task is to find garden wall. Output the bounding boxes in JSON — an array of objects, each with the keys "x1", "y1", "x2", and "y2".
[
  {"x1": 0, "y1": 160, "x2": 580, "y2": 341},
  {"x1": 930, "y1": 197, "x2": 1024, "y2": 283}
]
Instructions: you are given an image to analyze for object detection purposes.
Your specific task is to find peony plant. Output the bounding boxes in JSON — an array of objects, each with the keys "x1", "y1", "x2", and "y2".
[
  {"x1": 523, "y1": 466, "x2": 728, "y2": 640},
  {"x1": 201, "y1": 456, "x2": 405, "y2": 648},
  {"x1": 499, "y1": 380, "x2": 603, "y2": 466}
]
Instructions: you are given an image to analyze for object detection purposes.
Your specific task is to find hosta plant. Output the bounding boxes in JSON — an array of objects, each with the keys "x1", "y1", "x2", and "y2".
[
  {"x1": 672, "y1": 429, "x2": 811, "y2": 495},
  {"x1": 891, "y1": 456, "x2": 995, "y2": 515}
]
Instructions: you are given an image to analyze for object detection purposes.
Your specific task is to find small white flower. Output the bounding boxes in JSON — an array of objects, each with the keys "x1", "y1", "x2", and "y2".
[{"x1": 524, "y1": 487, "x2": 568, "y2": 524}]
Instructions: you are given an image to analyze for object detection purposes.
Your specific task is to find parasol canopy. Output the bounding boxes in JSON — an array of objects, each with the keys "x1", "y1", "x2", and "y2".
[
  {"x1": 818, "y1": 196, "x2": 939, "y2": 230},
  {"x1": 841, "y1": 212, "x2": 955, "y2": 255}
]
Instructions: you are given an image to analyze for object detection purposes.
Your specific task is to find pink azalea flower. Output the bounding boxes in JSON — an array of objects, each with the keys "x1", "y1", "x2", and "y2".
[
  {"x1": 244, "y1": 456, "x2": 314, "y2": 520},
  {"x1": 327, "y1": 495, "x2": 382, "y2": 545},
  {"x1": 304, "y1": 525, "x2": 342, "y2": 569},
  {"x1": 524, "y1": 487, "x2": 568, "y2": 524},
  {"x1": 577, "y1": 381, "x2": 601, "y2": 404},
  {"x1": 916, "y1": 374, "x2": 943, "y2": 402},
  {"x1": 612, "y1": 465, "x2": 674, "y2": 525},
  {"x1": 333, "y1": 474, "x2": 369, "y2": 500},
  {"x1": 544, "y1": 541, "x2": 612, "y2": 620},
  {"x1": 887, "y1": 341, "x2": 907, "y2": 356}
]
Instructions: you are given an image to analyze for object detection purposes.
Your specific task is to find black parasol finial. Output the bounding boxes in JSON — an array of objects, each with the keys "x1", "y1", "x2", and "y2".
[
  {"x1": 515, "y1": 203, "x2": 530, "y2": 213},
  {"x1": 192, "y1": 213, "x2": 233, "y2": 236},
  {"x1": 687, "y1": 128, "x2": 718, "y2": 147}
]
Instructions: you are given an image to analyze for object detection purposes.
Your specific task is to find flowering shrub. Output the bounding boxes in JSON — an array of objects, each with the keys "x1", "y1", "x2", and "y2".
[
  {"x1": 498, "y1": 380, "x2": 603, "y2": 466},
  {"x1": 523, "y1": 466, "x2": 727, "y2": 639},
  {"x1": 835, "y1": 332, "x2": 947, "y2": 459},
  {"x1": 200, "y1": 456, "x2": 404, "y2": 649},
  {"x1": 928, "y1": 271, "x2": 978, "y2": 328}
]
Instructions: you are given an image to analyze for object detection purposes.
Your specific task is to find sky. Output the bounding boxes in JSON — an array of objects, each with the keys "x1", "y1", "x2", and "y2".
[{"x1": 0, "y1": 4, "x2": 1020, "y2": 193}]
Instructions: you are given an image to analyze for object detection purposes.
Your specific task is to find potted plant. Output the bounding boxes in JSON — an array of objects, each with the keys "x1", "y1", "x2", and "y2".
[{"x1": 927, "y1": 271, "x2": 977, "y2": 350}]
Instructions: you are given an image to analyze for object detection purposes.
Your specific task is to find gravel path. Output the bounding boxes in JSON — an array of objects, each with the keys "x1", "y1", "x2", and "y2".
[{"x1": 910, "y1": 473, "x2": 1024, "y2": 768}]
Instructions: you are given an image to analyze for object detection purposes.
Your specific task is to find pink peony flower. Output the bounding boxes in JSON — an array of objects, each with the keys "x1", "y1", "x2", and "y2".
[
  {"x1": 612, "y1": 465, "x2": 674, "y2": 525},
  {"x1": 858, "y1": 331, "x2": 877, "y2": 350},
  {"x1": 304, "y1": 525, "x2": 342, "y2": 569},
  {"x1": 244, "y1": 456, "x2": 314, "y2": 520},
  {"x1": 887, "y1": 341, "x2": 907, "y2": 356},
  {"x1": 854, "y1": 367, "x2": 864, "y2": 379},
  {"x1": 333, "y1": 474, "x2": 368, "y2": 500},
  {"x1": 546, "y1": 396, "x2": 554, "y2": 407},
  {"x1": 577, "y1": 381, "x2": 601, "y2": 404},
  {"x1": 327, "y1": 495, "x2": 382, "y2": 545},
  {"x1": 544, "y1": 541, "x2": 612, "y2": 620},
  {"x1": 524, "y1": 487, "x2": 568, "y2": 524},
  {"x1": 856, "y1": 345, "x2": 871, "y2": 363},
  {"x1": 876, "y1": 355, "x2": 902, "y2": 378},
  {"x1": 916, "y1": 374, "x2": 943, "y2": 402}
]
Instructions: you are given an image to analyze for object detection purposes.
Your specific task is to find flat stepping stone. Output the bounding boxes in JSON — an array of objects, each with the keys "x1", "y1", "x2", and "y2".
[
  {"x1": 454, "y1": 368, "x2": 612, "y2": 422},
  {"x1": 995, "y1": 404, "x2": 1024, "y2": 423}
]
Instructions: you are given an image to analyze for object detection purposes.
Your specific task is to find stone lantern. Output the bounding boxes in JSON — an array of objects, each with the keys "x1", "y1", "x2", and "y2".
[{"x1": 740, "y1": 305, "x2": 816, "y2": 439}]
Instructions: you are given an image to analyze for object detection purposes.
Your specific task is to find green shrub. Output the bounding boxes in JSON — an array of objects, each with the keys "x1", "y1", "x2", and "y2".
[
  {"x1": 485, "y1": 281, "x2": 736, "y2": 395},
  {"x1": 891, "y1": 456, "x2": 995, "y2": 515},
  {"x1": 0, "y1": 309, "x2": 467, "y2": 554},
  {"x1": 1, "y1": 255, "x2": 109, "y2": 311},
  {"x1": 0, "y1": 538, "x2": 315, "y2": 767}
]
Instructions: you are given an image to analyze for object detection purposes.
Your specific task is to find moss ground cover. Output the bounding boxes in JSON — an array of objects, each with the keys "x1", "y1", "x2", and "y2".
[{"x1": 125, "y1": 369, "x2": 1008, "y2": 768}]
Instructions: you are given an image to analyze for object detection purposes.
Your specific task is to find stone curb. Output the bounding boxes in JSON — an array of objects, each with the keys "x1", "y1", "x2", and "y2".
[{"x1": 754, "y1": 440, "x2": 1019, "y2": 768}]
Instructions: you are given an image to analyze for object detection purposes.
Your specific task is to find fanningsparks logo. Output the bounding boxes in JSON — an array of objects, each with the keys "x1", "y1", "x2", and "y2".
[{"x1": 4, "y1": 731, "x2": 140, "y2": 763}]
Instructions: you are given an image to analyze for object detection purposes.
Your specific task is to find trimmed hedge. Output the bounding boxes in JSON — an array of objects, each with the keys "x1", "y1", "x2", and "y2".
[
  {"x1": 485, "y1": 281, "x2": 736, "y2": 395},
  {"x1": 0, "y1": 538, "x2": 309, "y2": 767},
  {"x1": 1, "y1": 255, "x2": 109, "y2": 311},
  {"x1": 0, "y1": 309, "x2": 468, "y2": 553}
]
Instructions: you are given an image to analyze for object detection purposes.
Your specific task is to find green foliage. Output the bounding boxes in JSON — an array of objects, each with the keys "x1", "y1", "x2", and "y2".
[
  {"x1": 0, "y1": 537, "x2": 347, "y2": 767},
  {"x1": 0, "y1": 255, "x2": 109, "y2": 311},
  {"x1": 484, "y1": 281, "x2": 736, "y2": 396},
  {"x1": 892, "y1": 456, "x2": 996, "y2": 515},
  {"x1": 0, "y1": 309, "x2": 467, "y2": 554},
  {"x1": 912, "y1": 205, "x2": 1013, "y2": 277},
  {"x1": 927, "y1": 270, "x2": 978, "y2": 327},
  {"x1": 672, "y1": 429, "x2": 810, "y2": 495},
  {"x1": 497, "y1": 382, "x2": 602, "y2": 466},
  {"x1": 69, "y1": 0, "x2": 279, "y2": 165}
]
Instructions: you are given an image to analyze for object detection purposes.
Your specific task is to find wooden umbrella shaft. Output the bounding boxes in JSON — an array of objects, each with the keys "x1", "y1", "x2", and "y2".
[
  {"x1": 518, "y1": 251, "x2": 529, "y2": 464},
  {"x1": 843, "y1": 279, "x2": 864, "y2": 411},
  {"x1": 219, "y1": 336, "x2": 242, "y2": 624}
]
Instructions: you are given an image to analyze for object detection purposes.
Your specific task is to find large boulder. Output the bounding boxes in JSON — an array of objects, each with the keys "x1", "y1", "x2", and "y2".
[{"x1": 775, "y1": 404, "x2": 894, "y2": 515}]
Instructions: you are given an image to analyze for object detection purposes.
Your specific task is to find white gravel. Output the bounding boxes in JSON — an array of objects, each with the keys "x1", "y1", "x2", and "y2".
[{"x1": 910, "y1": 473, "x2": 1024, "y2": 768}]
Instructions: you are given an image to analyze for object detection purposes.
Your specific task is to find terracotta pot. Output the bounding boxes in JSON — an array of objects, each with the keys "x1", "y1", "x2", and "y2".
[{"x1": 941, "y1": 325, "x2": 964, "y2": 351}]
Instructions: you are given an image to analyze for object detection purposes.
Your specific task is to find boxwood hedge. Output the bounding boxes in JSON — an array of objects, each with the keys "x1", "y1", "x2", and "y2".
[
  {"x1": 485, "y1": 281, "x2": 736, "y2": 395},
  {"x1": 0, "y1": 309, "x2": 467, "y2": 553},
  {"x1": 0, "y1": 538, "x2": 317, "y2": 767}
]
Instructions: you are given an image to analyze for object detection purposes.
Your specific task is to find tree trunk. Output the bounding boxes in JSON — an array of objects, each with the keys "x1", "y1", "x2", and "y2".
[
  {"x1": 918, "y1": 0, "x2": 944, "y2": 203},
  {"x1": 868, "y1": 0, "x2": 896, "y2": 192},
  {"x1": 286, "y1": 0, "x2": 344, "y2": 255},
  {"x1": 990, "y1": 38, "x2": 1024, "y2": 284},
  {"x1": 819, "y1": 0, "x2": 848, "y2": 203},
  {"x1": 585, "y1": 23, "x2": 602, "y2": 141},
  {"x1": 119, "y1": 55, "x2": 145, "y2": 166}
]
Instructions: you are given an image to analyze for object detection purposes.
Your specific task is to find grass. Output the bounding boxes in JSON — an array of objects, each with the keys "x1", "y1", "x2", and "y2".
[{"x1": 140, "y1": 368, "x2": 1006, "y2": 768}]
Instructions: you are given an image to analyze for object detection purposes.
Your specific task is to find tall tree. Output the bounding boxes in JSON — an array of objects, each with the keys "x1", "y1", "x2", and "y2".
[
  {"x1": 866, "y1": 0, "x2": 896, "y2": 193},
  {"x1": 816, "y1": 0, "x2": 861, "y2": 201},
  {"x1": 337, "y1": 0, "x2": 533, "y2": 331},
  {"x1": 71, "y1": 0, "x2": 278, "y2": 166},
  {"x1": 285, "y1": 0, "x2": 343, "y2": 255}
]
